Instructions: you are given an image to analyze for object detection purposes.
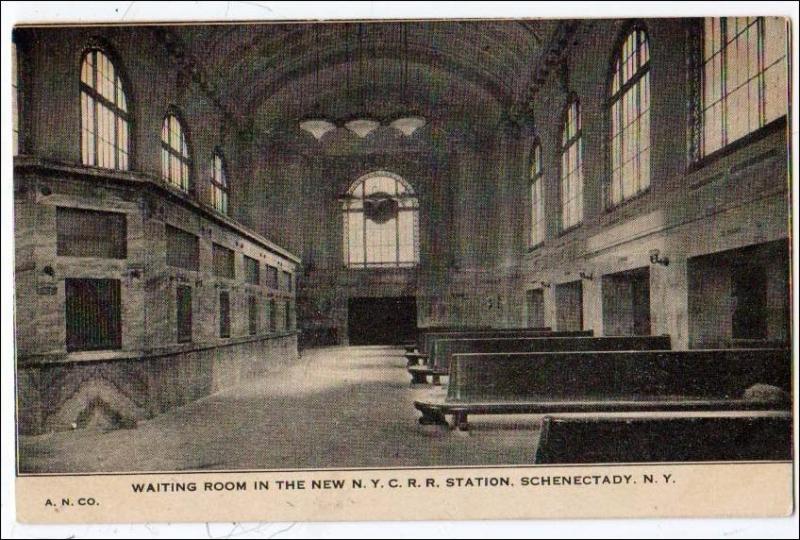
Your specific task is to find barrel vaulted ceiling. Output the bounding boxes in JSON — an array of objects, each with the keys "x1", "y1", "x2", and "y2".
[{"x1": 158, "y1": 20, "x2": 564, "y2": 131}]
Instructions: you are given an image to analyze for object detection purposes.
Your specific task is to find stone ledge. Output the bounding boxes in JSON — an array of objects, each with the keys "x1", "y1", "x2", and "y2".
[
  {"x1": 13, "y1": 155, "x2": 301, "y2": 265},
  {"x1": 17, "y1": 331, "x2": 300, "y2": 367}
]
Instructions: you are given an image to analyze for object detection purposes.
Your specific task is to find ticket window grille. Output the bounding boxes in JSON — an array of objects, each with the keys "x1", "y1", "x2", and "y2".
[
  {"x1": 219, "y1": 291, "x2": 231, "y2": 338},
  {"x1": 176, "y1": 285, "x2": 192, "y2": 343},
  {"x1": 284, "y1": 300, "x2": 292, "y2": 331},
  {"x1": 282, "y1": 270, "x2": 293, "y2": 292},
  {"x1": 57, "y1": 207, "x2": 127, "y2": 259},
  {"x1": 266, "y1": 265, "x2": 279, "y2": 289},
  {"x1": 65, "y1": 278, "x2": 122, "y2": 352},
  {"x1": 213, "y1": 244, "x2": 235, "y2": 279},
  {"x1": 245, "y1": 256, "x2": 260, "y2": 285},
  {"x1": 166, "y1": 226, "x2": 200, "y2": 271},
  {"x1": 269, "y1": 299, "x2": 277, "y2": 332},
  {"x1": 248, "y1": 296, "x2": 258, "y2": 336}
]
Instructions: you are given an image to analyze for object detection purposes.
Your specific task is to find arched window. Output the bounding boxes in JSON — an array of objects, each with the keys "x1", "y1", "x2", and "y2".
[
  {"x1": 342, "y1": 172, "x2": 419, "y2": 268},
  {"x1": 161, "y1": 113, "x2": 191, "y2": 192},
  {"x1": 12, "y1": 41, "x2": 19, "y2": 155},
  {"x1": 560, "y1": 98, "x2": 583, "y2": 230},
  {"x1": 608, "y1": 26, "x2": 650, "y2": 207},
  {"x1": 80, "y1": 48, "x2": 130, "y2": 170},
  {"x1": 699, "y1": 17, "x2": 788, "y2": 157},
  {"x1": 211, "y1": 150, "x2": 229, "y2": 214},
  {"x1": 529, "y1": 140, "x2": 545, "y2": 247}
]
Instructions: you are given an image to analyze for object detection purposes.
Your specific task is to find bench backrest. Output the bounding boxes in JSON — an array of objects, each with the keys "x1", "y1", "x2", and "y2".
[
  {"x1": 414, "y1": 326, "x2": 498, "y2": 351},
  {"x1": 535, "y1": 412, "x2": 792, "y2": 463},
  {"x1": 446, "y1": 349, "x2": 791, "y2": 403},
  {"x1": 420, "y1": 328, "x2": 583, "y2": 355},
  {"x1": 429, "y1": 335, "x2": 671, "y2": 372}
]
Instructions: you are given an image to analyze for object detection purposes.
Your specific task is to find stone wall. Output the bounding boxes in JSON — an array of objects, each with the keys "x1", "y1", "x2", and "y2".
[
  {"x1": 250, "y1": 18, "x2": 790, "y2": 349},
  {"x1": 17, "y1": 334, "x2": 297, "y2": 434}
]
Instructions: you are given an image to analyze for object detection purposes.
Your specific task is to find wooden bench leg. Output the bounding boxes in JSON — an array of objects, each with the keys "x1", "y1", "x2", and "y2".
[
  {"x1": 453, "y1": 410, "x2": 469, "y2": 431},
  {"x1": 410, "y1": 371, "x2": 428, "y2": 385},
  {"x1": 418, "y1": 408, "x2": 448, "y2": 427}
]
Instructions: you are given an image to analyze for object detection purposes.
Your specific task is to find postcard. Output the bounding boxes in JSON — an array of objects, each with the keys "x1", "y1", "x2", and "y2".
[{"x1": 5, "y1": 4, "x2": 796, "y2": 527}]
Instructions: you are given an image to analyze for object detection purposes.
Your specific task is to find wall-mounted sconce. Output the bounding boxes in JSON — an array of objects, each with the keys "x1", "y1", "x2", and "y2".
[
  {"x1": 42, "y1": 265, "x2": 55, "y2": 277},
  {"x1": 649, "y1": 249, "x2": 670, "y2": 266},
  {"x1": 579, "y1": 271, "x2": 594, "y2": 280}
]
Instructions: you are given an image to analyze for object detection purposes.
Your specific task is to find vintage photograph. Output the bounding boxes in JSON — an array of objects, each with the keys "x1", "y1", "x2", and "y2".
[{"x1": 10, "y1": 10, "x2": 793, "y2": 489}]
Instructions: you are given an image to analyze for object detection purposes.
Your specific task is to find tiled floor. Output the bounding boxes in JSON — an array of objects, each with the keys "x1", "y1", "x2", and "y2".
[{"x1": 18, "y1": 346, "x2": 544, "y2": 473}]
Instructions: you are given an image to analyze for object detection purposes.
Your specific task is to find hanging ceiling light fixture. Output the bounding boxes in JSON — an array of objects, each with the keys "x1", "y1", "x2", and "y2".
[
  {"x1": 343, "y1": 23, "x2": 380, "y2": 139},
  {"x1": 387, "y1": 25, "x2": 426, "y2": 137},
  {"x1": 299, "y1": 26, "x2": 337, "y2": 141},
  {"x1": 299, "y1": 119, "x2": 336, "y2": 140},
  {"x1": 389, "y1": 116, "x2": 426, "y2": 136},
  {"x1": 344, "y1": 118, "x2": 380, "y2": 138}
]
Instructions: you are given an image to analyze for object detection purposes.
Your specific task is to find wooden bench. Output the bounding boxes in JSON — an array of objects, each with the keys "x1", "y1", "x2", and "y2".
[
  {"x1": 406, "y1": 327, "x2": 572, "y2": 367},
  {"x1": 413, "y1": 348, "x2": 791, "y2": 430},
  {"x1": 407, "y1": 326, "x2": 551, "y2": 355},
  {"x1": 405, "y1": 326, "x2": 499, "y2": 354},
  {"x1": 409, "y1": 335, "x2": 670, "y2": 384},
  {"x1": 534, "y1": 410, "x2": 793, "y2": 463}
]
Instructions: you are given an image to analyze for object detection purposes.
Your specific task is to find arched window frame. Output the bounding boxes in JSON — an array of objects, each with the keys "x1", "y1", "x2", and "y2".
[
  {"x1": 560, "y1": 95, "x2": 584, "y2": 231},
  {"x1": 529, "y1": 138, "x2": 545, "y2": 248},
  {"x1": 341, "y1": 171, "x2": 420, "y2": 269},
  {"x1": 80, "y1": 46, "x2": 132, "y2": 170},
  {"x1": 211, "y1": 148, "x2": 230, "y2": 214},
  {"x1": 12, "y1": 38, "x2": 22, "y2": 156},
  {"x1": 161, "y1": 110, "x2": 193, "y2": 193},
  {"x1": 688, "y1": 17, "x2": 789, "y2": 162},
  {"x1": 607, "y1": 23, "x2": 651, "y2": 208}
]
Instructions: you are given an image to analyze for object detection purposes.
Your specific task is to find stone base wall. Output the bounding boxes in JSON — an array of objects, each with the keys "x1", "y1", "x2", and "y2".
[{"x1": 17, "y1": 334, "x2": 298, "y2": 435}]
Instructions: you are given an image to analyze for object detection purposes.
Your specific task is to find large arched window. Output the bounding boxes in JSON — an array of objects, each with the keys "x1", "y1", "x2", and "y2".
[
  {"x1": 80, "y1": 48, "x2": 130, "y2": 170},
  {"x1": 211, "y1": 149, "x2": 229, "y2": 214},
  {"x1": 342, "y1": 172, "x2": 419, "y2": 268},
  {"x1": 161, "y1": 112, "x2": 191, "y2": 192},
  {"x1": 12, "y1": 41, "x2": 20, "y2": 155},
  {"x1": 529, "y1": 140, "x2": 545, "y2": 247},
  {"x1": 699, "y1": 17, "x2": 788, "y2": 157},
  {"x1": 608, "y1": 26, "x2": 650, "y2": 207},
  {"x1": 560, "y1": 97, "x2": 583, "y2": 230}
]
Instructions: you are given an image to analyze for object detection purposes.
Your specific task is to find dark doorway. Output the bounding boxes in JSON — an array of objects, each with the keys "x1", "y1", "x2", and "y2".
[
  {"x1": 602, "y1": 267, "x2": 651, "y2": 336},
  {"x1": 526, "y1": 289, "x2": 545, "y2": 328},
  {"x1": 688, "y1": 240, "x2": 787, "y2": 348},
  {"x1": 555, "y1": 281, "x2": 583, "y2": 331},
  {"x1": 348, "y1": 296, "x2": 417, "y2": 345}
]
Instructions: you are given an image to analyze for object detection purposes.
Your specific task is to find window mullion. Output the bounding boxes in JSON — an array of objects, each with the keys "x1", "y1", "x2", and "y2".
[
  {"x1": 720, "y1": 18, "x2": 729, "y2": 148},
  {"x1": 91, "y1": 52, "x2": 99, "y2": 167},
  {"x1": 362, "y1": 195, "x2": 367, "y2": 267},
  {"x1": 757, "y1": 17, "x2": 766, "y2": 127}
]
